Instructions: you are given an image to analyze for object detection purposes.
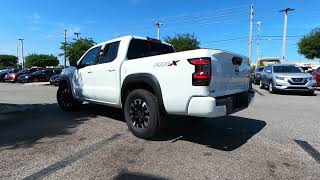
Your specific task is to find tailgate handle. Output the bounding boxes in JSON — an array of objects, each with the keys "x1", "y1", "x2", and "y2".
[{"x1": 232, "y1": 57, "x2": 242, "y2": 66}]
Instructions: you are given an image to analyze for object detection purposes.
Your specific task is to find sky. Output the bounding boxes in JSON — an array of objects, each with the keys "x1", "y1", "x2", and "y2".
[{"x1": 0, "y1": 0, "x2": 320, "y2": 65}]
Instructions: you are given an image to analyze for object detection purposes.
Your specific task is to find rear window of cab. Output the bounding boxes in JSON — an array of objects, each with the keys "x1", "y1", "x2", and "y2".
[{"x1": 127, "y1": 39, "x2": 174, "y2": 60}]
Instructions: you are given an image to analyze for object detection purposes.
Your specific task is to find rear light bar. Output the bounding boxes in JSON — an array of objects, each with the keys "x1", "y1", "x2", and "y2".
[
  {"x1": 146, "y1": 37, "x2": 161, "y2": 43},
  {"x1": 188, "y1": 57, "x2": 211, "y2": 86}
]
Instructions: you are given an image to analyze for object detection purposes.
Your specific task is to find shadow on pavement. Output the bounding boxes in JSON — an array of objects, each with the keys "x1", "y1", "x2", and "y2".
[
  {"x1": 275, "y1": 91, "x2": 317, "y2": 96},
  {"x1": 157, "y1": 115, "x2": 266, "y2": 151},
  {"x1": 0, "y1": 103, "x2": 266, "y2": 152},
  {"x1": 0, "y1": 103, "x2": 103, "y2": 150}
]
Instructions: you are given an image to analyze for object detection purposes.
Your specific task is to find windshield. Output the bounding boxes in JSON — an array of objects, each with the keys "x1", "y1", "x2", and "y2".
[
  {"x1": 13, "y1": 69, "x2": 21, "y2": 73},
  {"x1": 31, "y1": 70, "x2": 45, "y2": 75},
  {"x1": 17, "y1": 69, "x2": 29, "y2": 74},
  {"x1": 273, "y1": 66, "x2": 302, "y2": 73},
  {"x1": 0, "y1": 69, "x2": 11, "y2": 74}
]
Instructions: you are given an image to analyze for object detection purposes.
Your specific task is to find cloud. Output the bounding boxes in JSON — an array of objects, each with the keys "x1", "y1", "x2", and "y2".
[{"x1": 26, "y1": 12, "x2": 41, "y2": 24}]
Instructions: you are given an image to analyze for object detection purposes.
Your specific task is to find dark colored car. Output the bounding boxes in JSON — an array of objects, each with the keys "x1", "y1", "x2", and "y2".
[
  {"x1": 312, "y1": 67, "x2": 320, "y2": 87},
  {"x1": 0, "y1": 68, "x2": 21, "y2": 82},
  {"x1": 251, "y1": 66, "x2": 265, "y2": 84},
  {"x1": 17, "y1": 69, "x2": 62, "y2": 83},
  {"x1": 4, "y1": 67, "x2": 44, "y2": 82},
  {"x1": 49, "y1": 74, "x2": 61, "y2": 85}
]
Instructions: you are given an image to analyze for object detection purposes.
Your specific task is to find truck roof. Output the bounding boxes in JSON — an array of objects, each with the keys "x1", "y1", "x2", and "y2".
[{"x1": 94, "y1": 35, "x2": 173, "y2": 47}]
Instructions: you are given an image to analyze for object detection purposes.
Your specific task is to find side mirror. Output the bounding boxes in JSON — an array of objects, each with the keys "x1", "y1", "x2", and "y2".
[{"x1": 69, "y1": 61, "x2": 78, "y2": 67}]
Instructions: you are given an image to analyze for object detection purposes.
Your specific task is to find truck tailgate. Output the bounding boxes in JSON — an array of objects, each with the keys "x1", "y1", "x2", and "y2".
[{"x1": 209, "y1": 51, "x2": 250, "y2": 97}]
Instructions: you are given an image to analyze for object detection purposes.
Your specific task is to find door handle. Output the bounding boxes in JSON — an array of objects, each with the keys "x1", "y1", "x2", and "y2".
[
  {"x1": 108, "y1": 69, "x2": 115, "y2": 72},
  {"x1": 87, "y1": 71, "x2": 92, "y2": 74}
]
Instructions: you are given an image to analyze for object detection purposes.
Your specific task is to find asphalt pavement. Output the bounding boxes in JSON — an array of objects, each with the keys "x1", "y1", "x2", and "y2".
[{"x1": 0, "y1": 83, "x2": 319, "y2": 179}]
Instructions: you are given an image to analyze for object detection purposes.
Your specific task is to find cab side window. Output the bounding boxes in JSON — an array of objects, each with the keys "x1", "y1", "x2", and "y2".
[
  {"x1": 317, "y1": 67, "x2": 320, "y2": 72},
  {"x1": 99, "y1": 41, "x2": 120, "y2": 64},
  {"x1": 79, "y1": 46, "x2": 101, "y2": 67}
]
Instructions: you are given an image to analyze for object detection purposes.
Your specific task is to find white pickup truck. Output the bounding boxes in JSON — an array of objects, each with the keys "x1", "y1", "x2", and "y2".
[{"x1": 57, "y1": 36, "x2": 254, "y2": 139}]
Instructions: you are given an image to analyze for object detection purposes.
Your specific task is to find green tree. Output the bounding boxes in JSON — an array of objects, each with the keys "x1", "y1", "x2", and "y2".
[
  {"x1": 164, "y1": 33, "x2": 200, "y2": 52},
  {"x1": 25, "y1": 54, "x2": 59, "y2": 67},
  {"x1": 0, "y1": 55, "x2": 18, "y2": 68},
  {"x1": 60, "y1": 38, "x2": 96, "y2": 64},
  {"x1": 298, "y1": 28, "x2": 320, "y2": 59}
]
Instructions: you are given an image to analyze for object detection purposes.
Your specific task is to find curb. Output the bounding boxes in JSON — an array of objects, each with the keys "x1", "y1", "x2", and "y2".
[{"x1": 23, "y1": 82, "x2": 50, "y2": 86}]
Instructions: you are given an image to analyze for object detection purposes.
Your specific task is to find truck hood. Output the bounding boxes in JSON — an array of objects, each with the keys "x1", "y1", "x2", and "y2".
[{"x1": 273, "y1": 73, "x2": 313, "y2": 78}]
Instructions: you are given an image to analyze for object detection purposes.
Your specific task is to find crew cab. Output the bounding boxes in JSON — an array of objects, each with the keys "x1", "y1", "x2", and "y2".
[{"x1": 57, "y1": 36, "x2": 254, "y2": 139}]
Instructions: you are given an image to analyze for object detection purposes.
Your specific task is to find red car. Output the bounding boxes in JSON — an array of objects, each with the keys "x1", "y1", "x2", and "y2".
[
  {"x1": 4, "y1": 67, "x2": 44, "y2": 82},
  {"x1": 312, "y1": 67, "x2": 320, "y2": 87}
]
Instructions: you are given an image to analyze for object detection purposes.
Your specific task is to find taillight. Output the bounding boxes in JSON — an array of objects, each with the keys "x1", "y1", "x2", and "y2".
[{"x1": 188, "y1": 57, "x2": 211, "y2": 86}]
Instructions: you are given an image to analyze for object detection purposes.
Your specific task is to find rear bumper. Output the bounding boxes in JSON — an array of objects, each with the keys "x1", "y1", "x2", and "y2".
[{"x1": 187, "y1": 90, "x2": 254, "y2": 117}]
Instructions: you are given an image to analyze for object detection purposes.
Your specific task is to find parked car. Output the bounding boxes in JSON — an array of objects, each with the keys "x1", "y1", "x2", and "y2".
[
  {"x1": 0, "y1": 68, "x2": 21, "y2": 82},
  {"x1": 251, "y1": 66, "x2": 264, "y2": 84},
  {"x1": 49, "y1": 74, "x2": 61, "y2": 86},
  {"x1": 259, "y1": 64, "x2": 317, "y2": 95},
  {"x1": 311, "y1": 67, "x2": 320, "y2": 87},
  {"x1": 17, "y1": 69, "x2": 61, "y2": 83},
  {"x1": 4, "y1": 67, "x2": 44, "y2": 82},
  {"x1": 57, "y1": 35, "x2": 254, "y2": 139}
]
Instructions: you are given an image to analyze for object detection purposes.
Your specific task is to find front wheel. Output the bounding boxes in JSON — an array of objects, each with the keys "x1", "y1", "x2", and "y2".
[
  {"x1": 268, "y1": 81, "x2": 276, "y2": 94},
  {"x1": 124, "y1": 89, "x2": 160, "y2": 139},
  {"x1": 259, "y1": 80, "x2": 264, "y2": 89},
  {"x1": 57, "y1": 83, "x2": 82, "y2": 111}
]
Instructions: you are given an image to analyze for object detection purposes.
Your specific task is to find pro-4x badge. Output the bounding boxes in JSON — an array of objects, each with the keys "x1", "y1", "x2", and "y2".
[{"x1": 168, "y1": 60, "x2": 180, "y2": 66}]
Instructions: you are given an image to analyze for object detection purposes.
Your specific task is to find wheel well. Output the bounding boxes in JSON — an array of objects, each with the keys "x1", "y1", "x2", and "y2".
[
  {"x1": 59, "y1": 80, "x2": 68, "y2": 87},
  {"x1": 121, "y1": 82, "x2": 155, "y2": 105}
]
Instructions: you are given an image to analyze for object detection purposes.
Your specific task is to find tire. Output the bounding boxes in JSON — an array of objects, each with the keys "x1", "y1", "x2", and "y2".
[
  {"x1": 57, "y1": 83, "x2": 82, "y2": 111},
  {"x1": 268, "y1": 81, "x2": 275, "y2": 94},
  {"x1": 259, "y1": 80, "x2": 264, "y2": 89},
  {"x1": 124, "y1": 89, "x2": 160, "y2": 139}
]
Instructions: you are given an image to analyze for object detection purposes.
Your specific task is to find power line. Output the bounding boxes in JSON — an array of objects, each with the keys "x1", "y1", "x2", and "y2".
[
  {"x1": 154, "y1": 4, "x2": 249, "y2": 21},
  {"x1": 202, "y1": 37, "x2": 249, "y2": 44}
]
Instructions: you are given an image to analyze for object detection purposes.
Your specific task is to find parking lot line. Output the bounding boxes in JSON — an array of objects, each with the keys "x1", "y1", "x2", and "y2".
[
  {"x1": 294, "y1": 139, "x2": 320, "y2": 164},
  {"x1": 24, "y1": 134, "x2": 123, "y2": 180}
]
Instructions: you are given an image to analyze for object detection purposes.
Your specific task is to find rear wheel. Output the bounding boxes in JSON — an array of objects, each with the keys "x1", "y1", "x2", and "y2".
[
  {"x1": 124, "y1": 89, "x2": 160, "y2": 139},
  {"x1": 57, "y1": 83, "x2": 82, "y2": 111}
]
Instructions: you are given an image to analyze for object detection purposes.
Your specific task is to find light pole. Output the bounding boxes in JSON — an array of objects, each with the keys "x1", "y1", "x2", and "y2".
[
  {"x1": 16, "y1": 43, "x2": 19, "y2": 68},
  {"x1": 279, "y1": 8, "x2": 295, "y2": 63},
  {"x1": 74, "y1": 32, "x2": 81, "y2": 39},
  {"x1": 155, "y1": 22, "x2": 163, "y2": 40},
  {"x1": 256, "y1": 21, "x2": 261, "y2": 64},
  {"x1": 64, "y1": 30, "x2": 67, "y2": 68},
  {"x1": 248, "y1": 4, "x2": 254, "y2": 65},
  {"x1": 18, "y1": 39, "x2": 24, "y2": 68}
]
